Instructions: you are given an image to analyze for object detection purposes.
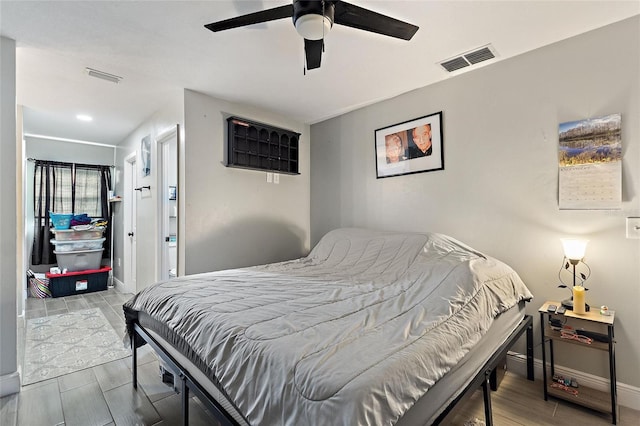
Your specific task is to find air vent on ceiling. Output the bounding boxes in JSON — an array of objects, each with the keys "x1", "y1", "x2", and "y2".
[
  {"x1": 439, "y1": 44, "x2": 497, "y2": 73},
  {"x1": 440, "y1": 57, "x2": 470, "y2": 73},
  {"x1": 85, "y1": 67, "x2": 123, "y2": 84}
]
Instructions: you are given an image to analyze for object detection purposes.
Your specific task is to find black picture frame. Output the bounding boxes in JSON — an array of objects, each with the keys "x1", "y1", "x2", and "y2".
[{"x1": 375, "y1": 111, "x2": 444, "y2": 179}]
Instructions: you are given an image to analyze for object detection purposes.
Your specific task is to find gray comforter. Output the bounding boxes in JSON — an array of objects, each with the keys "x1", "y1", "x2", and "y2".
[{"x1": 124, "y1": 228, "x2": 533, "y2": 425}]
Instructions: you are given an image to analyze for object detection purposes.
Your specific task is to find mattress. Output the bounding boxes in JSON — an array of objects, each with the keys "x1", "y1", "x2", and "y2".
[
  {"x1": 124, "y1": 228, "x2": 533, "y2": 425},
  {"x1": 397, "y1": 301, "x2": 526, "y2": 425}
]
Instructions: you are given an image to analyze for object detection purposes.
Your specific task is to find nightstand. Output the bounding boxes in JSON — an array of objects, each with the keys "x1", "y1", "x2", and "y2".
[{"x1": 539, "y1": 301, "x2": 617, "y2": 424}]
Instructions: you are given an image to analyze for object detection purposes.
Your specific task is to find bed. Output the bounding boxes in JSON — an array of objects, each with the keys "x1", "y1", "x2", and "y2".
[{"x1": 124, "y1": 228, "x2": 534, "y2": 425}]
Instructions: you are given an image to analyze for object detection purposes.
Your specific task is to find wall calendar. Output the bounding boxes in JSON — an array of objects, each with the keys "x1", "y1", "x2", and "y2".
[{"x1": 558, "y1": 114, "x2": 622, "y2": 210}]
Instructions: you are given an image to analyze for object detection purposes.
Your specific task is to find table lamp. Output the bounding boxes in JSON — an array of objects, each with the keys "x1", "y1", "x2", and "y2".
[{"x1": 558, "y1": 238, "x2": 590, "y2": 311}]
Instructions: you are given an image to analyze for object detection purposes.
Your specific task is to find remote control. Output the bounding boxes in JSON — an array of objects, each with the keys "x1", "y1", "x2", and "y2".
[{"x1": 556, "y1": 306, "x2": 566, "y2": 314}]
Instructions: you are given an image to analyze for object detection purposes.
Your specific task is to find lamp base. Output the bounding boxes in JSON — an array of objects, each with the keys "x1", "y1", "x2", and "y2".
[{"x1": 561, "y1": 299, "x2": 590, "y2": 312}]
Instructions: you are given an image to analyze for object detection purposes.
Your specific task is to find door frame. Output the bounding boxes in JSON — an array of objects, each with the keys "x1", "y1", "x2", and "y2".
[
  {"x1": 156, "y1": 125, "x2": 179, "y2": 281},
  {"x1": 123, "y1": 152, "x2": 137, "y2": 294}
]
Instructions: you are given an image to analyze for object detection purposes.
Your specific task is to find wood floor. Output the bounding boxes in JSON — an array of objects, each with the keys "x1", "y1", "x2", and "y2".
[
  {"x1": 441, "y1": 371, "x2": 640, "y2": 425},
  {"x1": 1, "y1": 289, "x2": 638, "y2": 425}
]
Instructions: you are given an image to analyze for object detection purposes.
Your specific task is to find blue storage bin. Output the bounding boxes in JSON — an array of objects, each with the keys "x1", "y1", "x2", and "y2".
[{"x1": 49, "y1": 212, "x2": 73, "y2": 230}]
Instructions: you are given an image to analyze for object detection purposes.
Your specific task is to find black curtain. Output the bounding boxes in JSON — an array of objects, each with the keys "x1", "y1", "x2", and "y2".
[
  {"x1": 100, "y1": 167, "x2": 113, "y2": 259},
  {"x1": 32, "y1": 160, "x2": 112, "y2": 265}
]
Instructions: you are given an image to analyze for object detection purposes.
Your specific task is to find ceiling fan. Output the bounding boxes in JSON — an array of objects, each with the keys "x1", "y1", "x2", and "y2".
[{"x1": 204, "y1": 0, "x2": 419, "y2": 71}]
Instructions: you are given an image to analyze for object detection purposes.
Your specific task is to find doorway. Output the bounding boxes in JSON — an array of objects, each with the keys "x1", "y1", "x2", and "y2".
[
  {"x1": 123, "y1": 152, "x2": 137, "y2": 294},
  {"x1": 156, "y1": 125, "x2": 178, "y2": 281}
]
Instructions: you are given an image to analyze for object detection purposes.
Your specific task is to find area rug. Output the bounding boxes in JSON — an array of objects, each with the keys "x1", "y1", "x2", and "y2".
[
  {"x1": 23, "y1": 308, "x2": 130, "y2": 385},
  {"x1": 464, "y1": 418, "x2": 486, "y2": 426}
]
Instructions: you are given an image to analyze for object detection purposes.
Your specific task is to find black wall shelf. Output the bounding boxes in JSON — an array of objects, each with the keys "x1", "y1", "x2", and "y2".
[{"x1": 226, "y1": 116, "x2": 300, "y2": 175}]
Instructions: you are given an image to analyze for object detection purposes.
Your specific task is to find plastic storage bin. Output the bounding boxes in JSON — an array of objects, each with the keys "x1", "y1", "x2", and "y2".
[
  {"x1": 52, "y1": 228, "x2": 105, "y2": 240},
  {"x1": 54, "y1": 248, "x2": 103, "y2": 272},
  {"x1": 45, "y1": 267, "x2": 111, "y2": 297},
  {"x1": 51, "y1": 238, "x2": 105, "y2": 252},
  {"x1": 49, "y1": 212, "x2": 73, "y2": 230}
]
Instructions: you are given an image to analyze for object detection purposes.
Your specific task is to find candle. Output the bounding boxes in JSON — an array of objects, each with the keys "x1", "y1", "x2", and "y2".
[{"x1": 573, "y1": 286, "x2": 586, "y2": 314}]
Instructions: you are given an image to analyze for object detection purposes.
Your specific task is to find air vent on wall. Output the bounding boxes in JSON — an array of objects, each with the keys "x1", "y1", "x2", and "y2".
[{"x1": 439, "y1": 44, "x2": 497, "y2": 73}]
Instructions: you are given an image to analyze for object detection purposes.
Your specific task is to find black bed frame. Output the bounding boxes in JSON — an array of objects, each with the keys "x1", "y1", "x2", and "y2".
[{"x1": 131, "y1": 314, "x2": 533, "y2": 426}]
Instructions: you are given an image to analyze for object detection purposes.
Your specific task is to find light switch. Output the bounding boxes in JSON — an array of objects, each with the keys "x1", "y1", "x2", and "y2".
[
  {"x1": 266, "y1": 172, "x2": 273, "y2": 183},
  {"x1": 273, "y1": 173, "x2": 280, "y2": 184},
  {"x1": 626, "y1": 217, "x2": 640, "y2": 239}
]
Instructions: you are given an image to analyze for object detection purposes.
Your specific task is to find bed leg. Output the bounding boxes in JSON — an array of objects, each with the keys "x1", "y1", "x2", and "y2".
[
  {"x1": 131, "y1": 332, "x2": 138, "y2": 389},
  {"x1": 482, "y1": 369, "x2": 494, "y2": 426},
  {"x1": 489, "y1": 368, "x2": 498, "y2": 392},
  {"x1": 526, "y1": 319, "x2": 534, "y2": 381},
  {"x1": 180, "y1": 373, "x2": 189, "y2": 426}
]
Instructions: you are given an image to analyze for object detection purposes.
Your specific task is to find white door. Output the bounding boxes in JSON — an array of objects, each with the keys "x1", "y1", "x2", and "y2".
[
  {"x1": 157, "y1": 126, "x2": 178, "y2": 281},
  {"x1": 124, "y1": 153, "x2": 137, "y2": 294}
]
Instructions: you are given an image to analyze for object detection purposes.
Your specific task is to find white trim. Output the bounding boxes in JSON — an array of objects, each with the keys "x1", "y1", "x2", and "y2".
[
  {"x1": 19, "y1": 108, "x2": 27, "y2": 318},
  {"x1": 123, "y1": 152, "x2": 136, "y2": 295},
  {"x1": 507, "y1": 351, "x2": 640, "y2": 410},
  {"x1": 155, "y1": 126, "x2": 177, "y2": 144},
  {"x1": 0, "y1": 371, "x2": 21, "y2": 397},
  {"x1": 24, "y1": 133, "x2": 116, "y2": 148},
  {"x1": 155, "y1": 126, "x2": 178, "y2": 282},
  {"x1": 111, "y1": 276, "x2": 126, "y2": 293}
]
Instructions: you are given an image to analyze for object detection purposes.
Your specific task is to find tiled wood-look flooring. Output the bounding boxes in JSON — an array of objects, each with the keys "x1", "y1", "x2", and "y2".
[
  {"x1": 442, "y1": 371, "x2": 640, "y2": 425},
  {"x1": 1, "y1": 289, "x2": 223, "y2": 426},
  {"x1": 1, "y1": 289, "x2": 638, "y2": 425}
]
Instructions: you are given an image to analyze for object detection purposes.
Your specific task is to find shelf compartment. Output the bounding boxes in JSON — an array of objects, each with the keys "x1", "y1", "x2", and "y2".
[
  {"x1": 227, "y1": 116, "x2": 300, "y2": 175},
  {"x1": 547, "y1": 380, "x2": 614, "y2": 415},
  {"x1": 544, "y1": 326, "x2": 609, "y2": 351}
]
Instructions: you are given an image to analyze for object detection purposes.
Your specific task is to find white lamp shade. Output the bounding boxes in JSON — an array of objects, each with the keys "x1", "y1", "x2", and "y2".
[
  {"x1": 561, "y1": 238, "x2": 589, "y2": 261},
  {"x1": 295, "y1": 14, "x2": 332, "y2": 40}
]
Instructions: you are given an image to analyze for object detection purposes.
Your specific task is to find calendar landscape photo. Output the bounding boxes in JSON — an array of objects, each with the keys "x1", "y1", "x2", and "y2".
[{"x1": 558, "y1": 114, "x2": 622, "y2": 209}]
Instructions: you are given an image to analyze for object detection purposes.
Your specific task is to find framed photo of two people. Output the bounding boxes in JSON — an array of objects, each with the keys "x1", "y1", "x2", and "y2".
[{"x1": 375, "y1": 111, "x2": 444, "y2": 178}]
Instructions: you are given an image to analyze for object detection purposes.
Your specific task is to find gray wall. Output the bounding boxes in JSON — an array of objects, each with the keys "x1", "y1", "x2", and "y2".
[
  {"x1": 311, "y1": 17, "x2": 640, "y2": 388},
  {"x1": 113, "y1": 95, "x2": 184, "y2": 293},
  {"x1": 183, "y1": 89, "x2": 310, "y2": 274},
  {"x1": 25, "y1": 137, "x2": 115, "y2": 165},
  {"x1": 111, "y1": 87, "x2": 311, "y2": 292},
  {"x1": 0, "y1": 36, "x2": 19, "y2": 396}
]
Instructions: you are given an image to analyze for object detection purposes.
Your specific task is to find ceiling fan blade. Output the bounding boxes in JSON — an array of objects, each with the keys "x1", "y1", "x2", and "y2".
[
  {"x1": 334, "y1": 1, "x2": 419, "y2": 40},
  {"x1": 304, "y1": 39, "x2": 323, "y2": 70},
  {"x1": 204, "y1": 4, "x2": 293, "y2": 32}
]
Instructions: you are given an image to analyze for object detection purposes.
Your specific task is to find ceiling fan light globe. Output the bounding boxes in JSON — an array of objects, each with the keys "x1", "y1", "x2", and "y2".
[{"x1": 295, "y1": 14, "x2": 332, "y2": 40}]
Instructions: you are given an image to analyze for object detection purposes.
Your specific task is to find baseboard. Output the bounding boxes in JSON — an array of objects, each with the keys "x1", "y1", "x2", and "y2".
[
  {"x1": 111, "y1": 276, "x2": 125, "y2": 292},
  {"x1": 0, "y1": 371, "x2": 21, "y2": 397},
  {"x1": 507, "y1": 351, "x2": 640, "y2": 410}
]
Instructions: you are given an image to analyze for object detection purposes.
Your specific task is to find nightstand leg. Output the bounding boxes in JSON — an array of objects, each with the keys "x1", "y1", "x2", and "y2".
[
  {"x1": 549, "y1": 339, "x2": 555, "y2": 377},
  {"x1": 609, "y1": 324, "x2": 617, "y2": 424},
  {"x1": 540, "y1": 312, "x2": 548, "y2": 400}
]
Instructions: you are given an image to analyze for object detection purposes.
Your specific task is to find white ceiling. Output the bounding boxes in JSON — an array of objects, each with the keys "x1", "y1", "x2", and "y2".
[{"x1": 2, "y1": 1, "x2": 638, "y2": 146}]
